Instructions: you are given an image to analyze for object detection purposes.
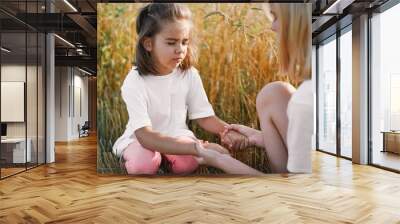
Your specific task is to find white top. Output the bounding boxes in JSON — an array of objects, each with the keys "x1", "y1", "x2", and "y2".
[
  {"x1": 286, "y1": 80, "x2": 314, "y2": 173},
  {"x1": 112, "y1": 67, "x2": 215, "y2": 156}
]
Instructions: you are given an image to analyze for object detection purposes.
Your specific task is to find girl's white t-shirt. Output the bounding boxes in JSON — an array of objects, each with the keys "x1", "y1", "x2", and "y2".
[
  {"x1": 286, "y1": 80, "x2": 314, "y2": 173},
  {"x1": 112, "y1": 67, "x2": 215, "y2": 156}
]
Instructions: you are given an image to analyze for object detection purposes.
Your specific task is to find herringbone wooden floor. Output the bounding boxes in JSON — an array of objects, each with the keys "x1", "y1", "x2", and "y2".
[{"x1": 1, "y1": 135, "x2": 400, "y2": 224}]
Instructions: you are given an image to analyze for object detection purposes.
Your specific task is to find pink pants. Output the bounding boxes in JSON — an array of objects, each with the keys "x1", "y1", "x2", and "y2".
[{"x1": 122, "y1": 137, "x2": 199, "y2": 175}]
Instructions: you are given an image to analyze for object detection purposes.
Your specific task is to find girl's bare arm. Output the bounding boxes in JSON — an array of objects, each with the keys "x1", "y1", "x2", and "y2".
[
  {"x1": 194, "y1": 116, "x2": 227, "y2": 135},
  {"x1": 195, "y1": 142, "x2": 264, "y2": 175},
  {"x1": 135, "y1": 127, "x2": 198, "y2": 155}
]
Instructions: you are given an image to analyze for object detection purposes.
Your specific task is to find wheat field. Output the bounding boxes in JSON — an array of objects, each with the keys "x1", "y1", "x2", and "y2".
[{"x1": 97, "y1": 3, "x2": 293, "y2": 174}]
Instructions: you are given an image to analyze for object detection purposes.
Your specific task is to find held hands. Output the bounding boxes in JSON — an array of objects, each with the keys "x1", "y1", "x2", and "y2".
[
  {"x1": 221, "y1": 124, "x2": 264, "y2": 149},
  {"x1": 194, "y1": 141, "x2": 230, "y2": 166},
  {"x1": 220, "y1": 128, "x2": 250, "y2": 150},
  {"x1": 201, "y1": 141, "x2": 230, "y2": 155}
]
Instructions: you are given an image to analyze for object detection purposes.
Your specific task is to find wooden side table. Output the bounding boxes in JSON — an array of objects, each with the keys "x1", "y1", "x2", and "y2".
[{"x1": 381, "y1": 131, "x2": 400, "y2": 154}]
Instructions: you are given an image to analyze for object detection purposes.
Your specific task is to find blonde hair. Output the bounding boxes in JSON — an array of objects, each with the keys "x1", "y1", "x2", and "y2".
[
  {"x1": 135, "y1": 3, "x2": 196, "y2": 75},
  {"x1": 268, "y1": 3, "x2": 311, "y2": 82}
]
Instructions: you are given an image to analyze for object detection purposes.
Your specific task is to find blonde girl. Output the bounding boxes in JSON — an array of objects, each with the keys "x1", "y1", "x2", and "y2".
[{"x1": 196, "y1": 3, "x2": 313, "y2": 174}]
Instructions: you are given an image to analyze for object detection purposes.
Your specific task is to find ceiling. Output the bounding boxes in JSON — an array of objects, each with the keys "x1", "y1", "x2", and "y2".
[
  {"x1": 0, "y1": 0, "x2": 394, "y2": 75},
  {"x1": 1, "y1": 0, "x2": 97, "y2": 74},
  {"x1": 311, "y1": 0, "x2": 390, "y2": 43}
]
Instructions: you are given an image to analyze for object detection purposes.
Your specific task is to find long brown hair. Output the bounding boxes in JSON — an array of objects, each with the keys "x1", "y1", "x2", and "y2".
[{"x1": 135, "y1": 3, "x2": 196, "y2": 75}]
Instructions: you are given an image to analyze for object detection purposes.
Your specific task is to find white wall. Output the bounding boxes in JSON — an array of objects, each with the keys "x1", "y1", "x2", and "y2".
[
  {"x1": 55, "y1": 66, "x2": 69, "y2": 141},
  {"x1": 1, "y1": 63, "x2": 46, "y2": 163},
  {"x1": 54, "y1": 67, "x2": 89, "y2": 141},
  {"x1": 1, "y1": 65, "x2": 41, "y2": 137}
]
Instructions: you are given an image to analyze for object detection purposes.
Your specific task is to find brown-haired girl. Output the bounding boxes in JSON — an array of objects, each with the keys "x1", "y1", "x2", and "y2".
[{"x1": 113, "y1": 3, "x2": 248, "y2": 175}]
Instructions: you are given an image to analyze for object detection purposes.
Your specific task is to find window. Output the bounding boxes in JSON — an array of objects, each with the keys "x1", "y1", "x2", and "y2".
[
  {"x1": 339, "y1": 28, "x2": 352, "y2": 158},
  {"x1": 0, "y1": 1, "x2": 47, "y2": 179},
  {"x1": 370, "y1": 2, "x2": 400, "y2": 171},
  {"x1": 318, "y1": 36, "x2": 337, "y2": 154}
]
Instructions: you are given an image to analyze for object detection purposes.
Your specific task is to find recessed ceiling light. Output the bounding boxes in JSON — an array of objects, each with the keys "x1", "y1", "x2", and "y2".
[
  {"x1": 1, "y1": 47, "x2": 11, "y2": 53},
  {"x1": 322, "y1": 0, "x2": 353, "y2": 15},
  {"x1": 323, "y1": 1, "x2": 339, "y2": 14},
  {"x1": 63, "y1": 0, "x2": 78, "y2": 12},
  {"x1": 54, "y1": 34, "x2": 75, "y2": 48},
  {"x1": 78, "y1": 67, "x2": 93, "y2": 76}
]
